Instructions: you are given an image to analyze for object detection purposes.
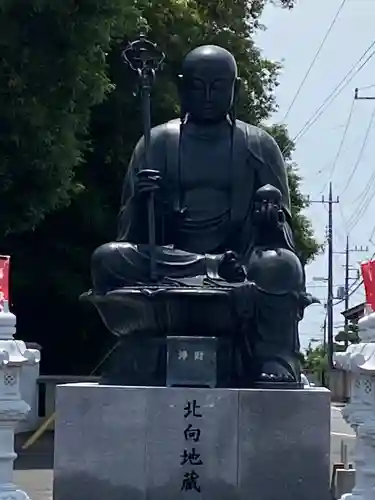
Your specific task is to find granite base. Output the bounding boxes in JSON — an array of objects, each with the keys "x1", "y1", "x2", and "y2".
[{"x1": 53, "y1": 384, "x2": 331, "y2": 500}]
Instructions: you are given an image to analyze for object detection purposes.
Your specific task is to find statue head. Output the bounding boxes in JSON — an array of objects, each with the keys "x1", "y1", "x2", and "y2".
[{"x1": 178, "y1": 45, "x2": 240, "y2": 124}]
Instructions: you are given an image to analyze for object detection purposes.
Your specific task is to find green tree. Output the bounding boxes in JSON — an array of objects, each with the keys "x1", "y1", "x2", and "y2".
[
  {"x1": 2, "y1": 0, "x2": 318, "y2": 373},
  {"x1": 334, "y1": 322, "x2": 360, "y2": 352},
  {"x1": 0, "y1": 0, "x2": 146, "y2": 373},
  {"x1": 302, "y1": 342, "x2": 328, "y2": 382},
  {"x1": 0, "y1": 0, "x2": 144, "y2": 236},
  {"x1": 265, "y1": 124, "x2": 320, "y2": 263}
]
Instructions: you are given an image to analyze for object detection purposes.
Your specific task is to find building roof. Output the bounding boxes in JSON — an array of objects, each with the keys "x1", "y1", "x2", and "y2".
[{"x1": 341, "y1": 302, "x2": 366, "y2": 321}]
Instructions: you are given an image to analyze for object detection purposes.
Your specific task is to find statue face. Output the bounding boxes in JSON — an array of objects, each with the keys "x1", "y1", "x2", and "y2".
[{"x1": 180, "y1": 46, "x2": 238, "y2": 123}]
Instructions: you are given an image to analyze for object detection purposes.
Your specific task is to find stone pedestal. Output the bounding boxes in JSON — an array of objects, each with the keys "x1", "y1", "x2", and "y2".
[{"x1": 54, "y1": 383, "x2": 331, "y2": 500}]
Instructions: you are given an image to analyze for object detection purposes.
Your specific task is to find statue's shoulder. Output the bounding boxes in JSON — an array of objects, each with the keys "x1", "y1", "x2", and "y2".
[
  {"x1": 133, "y1": 120, "x2": 180, "y2": 155},
  {"x1": 235, "y1": 121, "x2": 274, "y2": 143},
  {"x1": 150, "y1": 119, "x2": 181, "y2": 141},
  {"x1": 234, "y1": 121, "x2": 280, "y2": 157}
]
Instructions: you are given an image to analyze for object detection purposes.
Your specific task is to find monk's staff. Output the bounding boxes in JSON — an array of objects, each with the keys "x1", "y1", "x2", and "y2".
[{"x1": 122, "y1": 35, "x2": 165, "y2": 282}]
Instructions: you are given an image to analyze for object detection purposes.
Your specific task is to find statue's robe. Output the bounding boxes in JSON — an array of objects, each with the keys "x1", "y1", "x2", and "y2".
[
  {"x1": 119, "y1": 118, "x2": 295, "y2": 255},
  {"x1": 92, "y1": 118, "x2": 300, "y2": 290}
]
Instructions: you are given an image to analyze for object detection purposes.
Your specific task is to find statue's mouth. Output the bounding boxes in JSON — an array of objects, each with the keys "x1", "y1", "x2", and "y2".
[{"x1": 202, "y1": 104, "x2": 214, "y2": 112}]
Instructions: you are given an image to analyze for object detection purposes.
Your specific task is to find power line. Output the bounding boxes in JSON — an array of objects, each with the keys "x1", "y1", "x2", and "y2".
[
  {"x1": 346, "y1": 171, "x2": 375, "y2": 232},
  {"x1": 369, "y1": 223, "x2": 375, "y2": 244},
  {"x1": 337, "y1": 279, "x2": 363, "y2": 303},
  {"x1": 313, "y1": 250, "x2": 372, "y2": 348},
  {"x1": 344, "y1": 85, "x2": 375, "y2": 235},
  {"x1": 333, "y1": 250, "x2": 375, "y2": 306},
  {"x1": 339, "y1": 203, "x2": 349, "y2": 235},
  {"x1": 318, "y1": 97, "x2": 356, "y2": 196},
  {"x1": 352, "y1": 170, "x2": 375, "y2": 205},
  {"x1": 282, "y1": 0, "x2": 347, "y2": 122},
  {"x1": 339, "y1": 102, "x2": 375, "y2": 196},
  {"x1": 294, "y1": 45, "x2": 375, "y2": 144},
  {"x1": 294, "y1": 46, "x2": 375, "y2": 144},
  {"x1": 357, "y1": 83, "x2": 375, "y2": 91},
  {"x1": 285, "y1": 41, "x2": 375, "y2": 151}
]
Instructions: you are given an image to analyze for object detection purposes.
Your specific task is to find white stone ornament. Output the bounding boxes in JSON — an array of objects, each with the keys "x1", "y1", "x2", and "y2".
[
  {"x1": 0, "y1": 301, "x2": 39, "y2": 500},
  {"x1": 334, "y1": 306, "x2": 375, "y2": 500}
]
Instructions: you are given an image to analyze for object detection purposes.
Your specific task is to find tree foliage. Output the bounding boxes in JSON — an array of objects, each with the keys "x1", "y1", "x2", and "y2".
[
  {"x1": 265, "y1": 124, "x2": 320, "y2": 263},
  {"x1": 0, "y1": 0, "x2": 318, "y2": 373},
  {"x1": 302, "y1": 342, "x2": 328, "y2": 378},
  {"x1": 335, "y1": 322, "x2": 360, "y2": 352},
  {"x1": 0, "y1": 0, "x2": 144, "y2": 236}
]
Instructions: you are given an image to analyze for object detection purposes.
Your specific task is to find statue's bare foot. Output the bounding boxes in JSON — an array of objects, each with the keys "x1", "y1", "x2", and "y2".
[
  {"x1": 218, "y1": 251, "x2": 246, "y2": 283},
  {"x1": 257, "y1": 360, "x2": 296, "y2": 384}
]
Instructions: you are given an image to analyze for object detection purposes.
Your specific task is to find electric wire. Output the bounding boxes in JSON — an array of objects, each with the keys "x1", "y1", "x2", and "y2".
[
  {"x1": 294, "y1": 47, "x2": 375, "y2": 144},
  {"x1": 357, "y1": 83, "x2": 375, "y2": 91},
  {"x1": 339, "y1": 103, "x2": 375, "y2": 196},
  {"x1": 350, "y1": 169, "x2": 375, "y2": 207},
  {"x1": 332, "y1": 249, "x2": 375, "y2": 307},
  {"x1": 293, "y1": 46, "x2": 375, "y2": 144},
  {"x1": 339, "y1": 203, "x2": 349, "y2": 236},
  {"x1": 335, "y1": 278, "x2": 363, "y2": 305},
  {"x1": 369, "y1": 222, "x2": 375, "y2": 244},
  {"x1": 282, "y1": 0, "x2": 347, "y2": 122},
  {"x1": 317, "y1": 97, "x2": 356, "y2": 195},
  {"x1": 343, "y1": 103, "x2": 375, "y2": 233},
  {"x1": 346, "y1": 171, "x2": 375, "y2": 232},
  {"x1": 348, "y1": 195, "x2": 375, "y2": 234},
  {"x1": 314, "y1": 245, "x2": 375, "y2": 346},
  {"x1": 283, "y1": 41, "x2": 375, "y2": 154}
]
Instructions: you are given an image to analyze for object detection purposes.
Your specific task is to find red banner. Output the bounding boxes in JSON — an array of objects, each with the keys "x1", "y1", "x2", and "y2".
[
  {"x1": 0, "y1": 256, "x2": 10, "y2": 305},
  {"x1": 361, "y1": 259, "x2": 375, "y2": 311}
]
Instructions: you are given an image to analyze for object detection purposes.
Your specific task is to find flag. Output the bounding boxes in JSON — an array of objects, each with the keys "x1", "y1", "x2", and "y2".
[
  {"x1": 361, "y1": 259, "x2": 375, "y2": 311},
  {"x1": 0, "y1": 255, "x2": 10, "y2": 305}
]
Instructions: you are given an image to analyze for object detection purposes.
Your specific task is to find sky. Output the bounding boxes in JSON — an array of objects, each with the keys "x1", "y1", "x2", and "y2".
[{"x1": 257, "y1": 0, "x2": 375, "y2": 349}]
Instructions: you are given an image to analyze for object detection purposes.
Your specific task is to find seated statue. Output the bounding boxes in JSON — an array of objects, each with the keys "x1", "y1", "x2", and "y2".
[{"x1": 88, "y1": 44, "x2": 316, "y2": 387}]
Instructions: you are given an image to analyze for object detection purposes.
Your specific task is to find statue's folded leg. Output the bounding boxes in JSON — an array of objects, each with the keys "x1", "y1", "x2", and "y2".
[
  {"x1": 91, "y1": 242, "x2": 208, "y2": 292},
  {"x1": 90, "y1": 242, "x2": 211, "y2": 386}
]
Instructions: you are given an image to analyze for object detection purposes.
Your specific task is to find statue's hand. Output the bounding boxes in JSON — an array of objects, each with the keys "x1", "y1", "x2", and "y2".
[
  {"x1": 253, "y1": 185, "x2": 285, "y2": 229},
  {"x1": 135, "y1": 169, "x2": 162, "y2": 197},
  {"x1": 254, "y1": 199, "x2": 285, "y2": 228},
  {"x1": 218, "y1": 251, "x2": 246, "y2": 283}
]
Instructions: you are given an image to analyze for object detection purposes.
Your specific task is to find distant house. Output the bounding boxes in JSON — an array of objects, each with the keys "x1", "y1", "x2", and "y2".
[{"x1": 341, "y1": 302, "x2": 366, "y2": 324}]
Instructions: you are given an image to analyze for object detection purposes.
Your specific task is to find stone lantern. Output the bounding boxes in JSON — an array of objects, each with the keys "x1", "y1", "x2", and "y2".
[
  {"x1": 334, "y1": 306, "x2": 375, "y2": 500},
  {"x1": 0, "y1": 300, "x2": 40, "y2": 500}
]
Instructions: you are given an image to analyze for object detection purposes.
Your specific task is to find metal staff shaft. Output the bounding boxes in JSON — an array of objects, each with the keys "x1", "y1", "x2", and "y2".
[
  {"x1": 123, "y1": 35, "x2": 165, "y2": 282},
  {"x1": 140, "y1": 76, "x2": 156, "y2": 281}
]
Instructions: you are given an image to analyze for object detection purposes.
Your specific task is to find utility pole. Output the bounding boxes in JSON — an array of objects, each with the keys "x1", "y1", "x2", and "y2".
[
  {"x1": 344, "y1": 236, "x2": 349, "y2": 315},
  {"x1": 334, "y1": 238, "x2": 368, "y2": 347},
  {"x1": 327, "y1": 183, "x2": 334, "y2": 369},
  {"x1": 309, "y1": 183, "x2": 339, "y2": 368}
]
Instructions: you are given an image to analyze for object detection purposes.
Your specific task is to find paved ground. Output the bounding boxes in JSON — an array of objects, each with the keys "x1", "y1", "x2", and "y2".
[
  {"x1": 330, "y1": 404, "x2": 355, "y2": 467},
  {"x1": 14, "y1": 431, "x2": 53, "y2": 500},
  {"x1": 13, "y1": 405, "x2": 355, "y2": 500}
]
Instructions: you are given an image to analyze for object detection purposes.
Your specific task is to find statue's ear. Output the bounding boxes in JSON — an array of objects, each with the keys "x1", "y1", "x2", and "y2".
[
  {"x1": 176, "y1": 73, "x2": 184, "y2": 93},
  {"x1": 234, "y1": 77, "x2": 241, "y2": 99},
  {"x1": 177, "y1": 74, "x2": 186, "y2": 120}
]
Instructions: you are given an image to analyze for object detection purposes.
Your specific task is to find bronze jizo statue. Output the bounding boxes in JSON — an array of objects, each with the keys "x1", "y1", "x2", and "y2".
[{"x1": 85, "y1": 39, "x2": 316, "y2": 388}]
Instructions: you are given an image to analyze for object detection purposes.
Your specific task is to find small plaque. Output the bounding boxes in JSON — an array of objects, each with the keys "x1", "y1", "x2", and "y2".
[{"x1": 166, "y1": 336, "x2": 217, "y2": 388}]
